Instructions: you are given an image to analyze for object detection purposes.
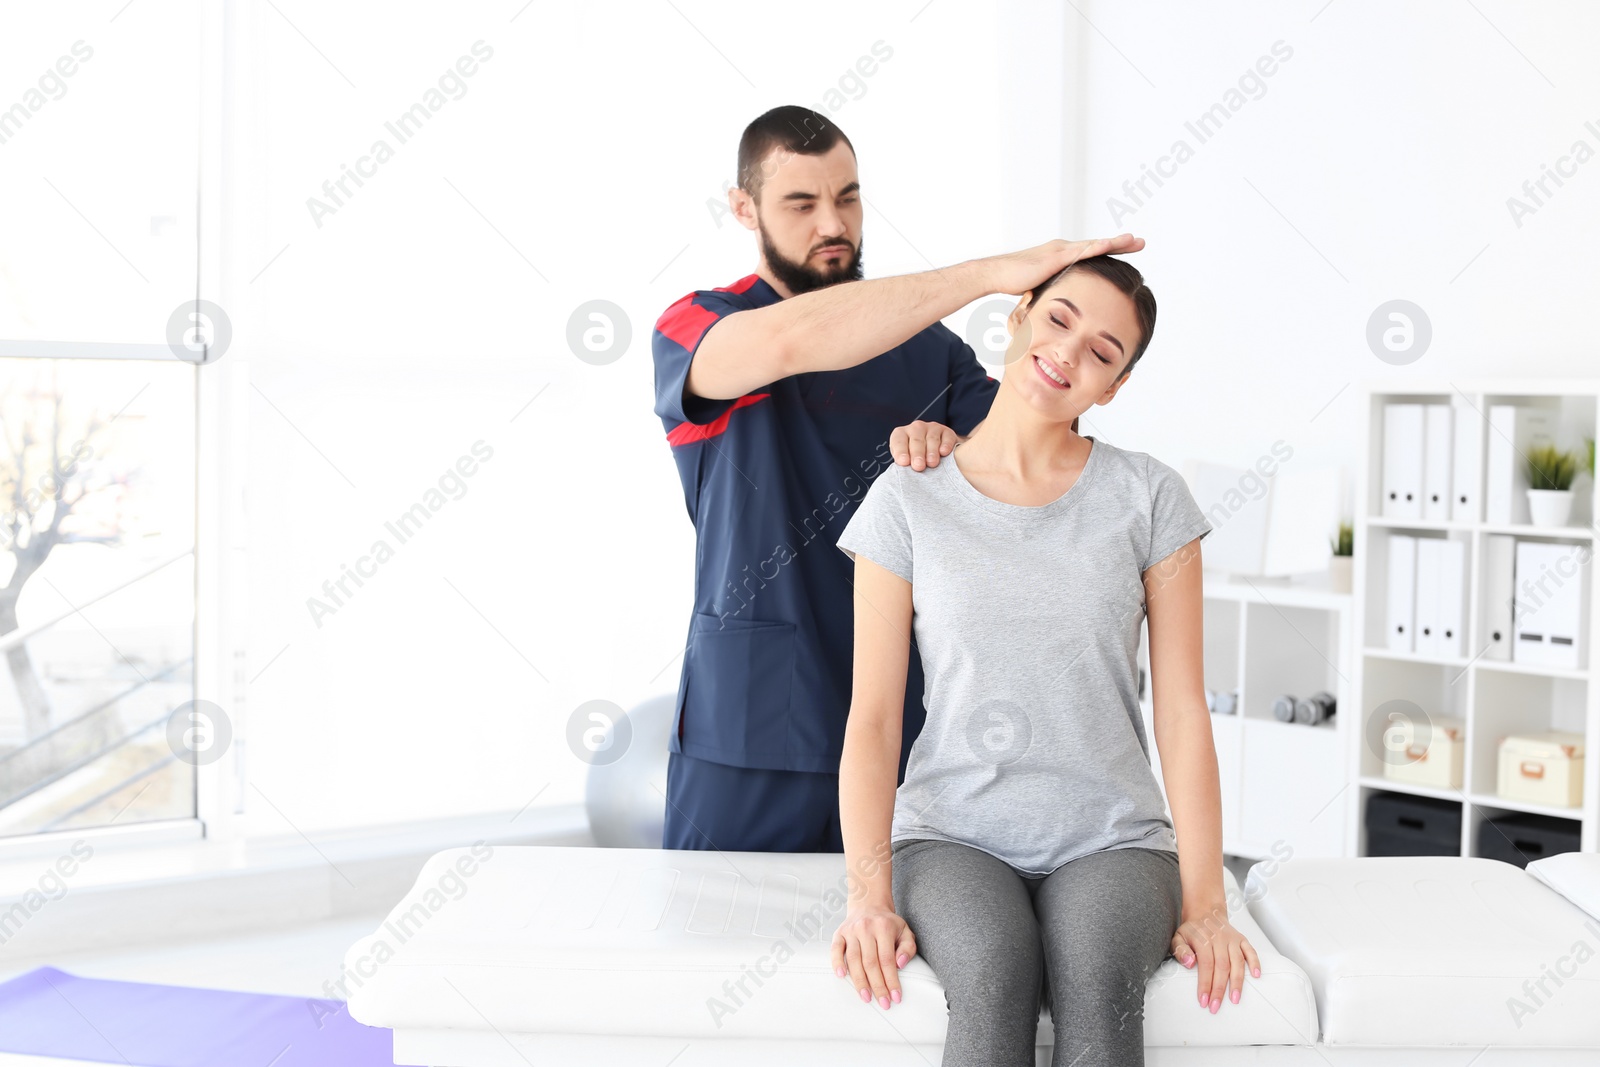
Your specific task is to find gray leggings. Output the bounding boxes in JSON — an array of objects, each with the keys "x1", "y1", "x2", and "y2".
[{"x1": 891, "y1": 837, "x2": 1183, "y2": 1067}]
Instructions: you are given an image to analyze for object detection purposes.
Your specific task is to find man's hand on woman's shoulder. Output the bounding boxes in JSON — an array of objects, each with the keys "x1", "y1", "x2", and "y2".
[
  {"x1": 889, "y1": 419, "x2": 963, "y2": 471},
  {"x1": 886, "y1": 414, "x2": 1080, "y2": 471}
]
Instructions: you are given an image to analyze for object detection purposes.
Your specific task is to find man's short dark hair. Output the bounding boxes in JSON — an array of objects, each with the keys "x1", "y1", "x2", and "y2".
[{"x1": 737, "y1": 106, "x2": 855, "y2": 204}]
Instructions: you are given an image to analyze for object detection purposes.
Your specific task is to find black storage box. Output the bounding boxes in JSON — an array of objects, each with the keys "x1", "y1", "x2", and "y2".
[
  {"x1": 1475, "y1": 812, "x2": 1581, "y2": 869},
  {"x1": 1365, "y1": 791, "x2": 1462, "y2": 856}
]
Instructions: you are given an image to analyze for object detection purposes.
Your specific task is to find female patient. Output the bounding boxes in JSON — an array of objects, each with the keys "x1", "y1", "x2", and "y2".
[{"x1": 829, "y1": 255, "x2": 1258, "y2": 1067}]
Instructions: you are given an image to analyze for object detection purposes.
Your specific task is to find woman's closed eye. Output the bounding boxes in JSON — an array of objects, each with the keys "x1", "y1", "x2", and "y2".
[{"x1": 1048, "y1": 314, "x2": 1112, "y2": 365}]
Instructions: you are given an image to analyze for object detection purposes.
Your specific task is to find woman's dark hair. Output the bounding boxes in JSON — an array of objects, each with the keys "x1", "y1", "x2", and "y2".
[
  {"x1": 1025, "y1": 255, "x2": 1156, "y2": 380},
  {"x1": 737, "y1": 106, "x2": 855, "y2": 204}
]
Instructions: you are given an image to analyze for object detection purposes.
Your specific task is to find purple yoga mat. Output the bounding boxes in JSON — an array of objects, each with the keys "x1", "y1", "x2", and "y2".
[{"x1": 0, "y1": 966, "x2": 392, "y2": 1066}]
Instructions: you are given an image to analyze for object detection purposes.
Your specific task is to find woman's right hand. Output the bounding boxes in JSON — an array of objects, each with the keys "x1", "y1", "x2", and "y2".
[{"x1": 831, "y1": 905, "x2": 918, "y2": 1010}]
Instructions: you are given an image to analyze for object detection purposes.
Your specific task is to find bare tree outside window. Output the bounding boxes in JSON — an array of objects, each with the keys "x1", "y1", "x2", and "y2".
[
  {"x1": 0, "y1": 372, "x2": 123, "y2": 738},
  {"x1": 0, "y1": 362, "x2": 195, "y2": 837}
]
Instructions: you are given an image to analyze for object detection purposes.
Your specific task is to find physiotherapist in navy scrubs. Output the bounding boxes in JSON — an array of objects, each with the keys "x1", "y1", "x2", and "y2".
[{"x1": 652, "y1": 105, "x2": 1139, "y2": 852}]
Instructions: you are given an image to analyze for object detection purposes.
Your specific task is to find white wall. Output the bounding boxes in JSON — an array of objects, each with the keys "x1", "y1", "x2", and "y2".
[
  {"x1": 1070, "y1": 0, "x2": 1600, "y2": 511},
  {"x1": 226, "y1": 0, "x2": 1600, "y2": 835},
  {"x1": 228, "y1": 0, "x2": 1038, "y2": 833}
]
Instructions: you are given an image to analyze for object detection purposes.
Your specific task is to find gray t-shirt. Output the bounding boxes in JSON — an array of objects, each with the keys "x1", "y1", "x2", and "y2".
[{"x1": 835, "y1": 434, "x2": 1212, "y2": 875}]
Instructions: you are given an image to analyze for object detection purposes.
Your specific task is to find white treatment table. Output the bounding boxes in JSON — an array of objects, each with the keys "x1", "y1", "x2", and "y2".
[
  {"x1": 343, "y1": 844, "x2": 1317, "y2": 1066},
  {"x1": 1243, "y1": 853, "x2": 1600, "y2": 1064},
  {"x1": 344, "y1": 845, "x2": 1600, "y2": 1065}
]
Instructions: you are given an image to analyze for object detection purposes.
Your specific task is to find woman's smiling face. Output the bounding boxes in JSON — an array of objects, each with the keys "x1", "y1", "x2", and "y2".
[{"x1": 1002, "y1": 268, "x2": 1141, "y2": 419}]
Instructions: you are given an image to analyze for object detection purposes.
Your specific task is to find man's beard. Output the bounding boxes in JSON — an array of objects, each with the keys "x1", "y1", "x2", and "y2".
[{"x1": 758, "y1": 220, "x2": 864, "y2": 295}]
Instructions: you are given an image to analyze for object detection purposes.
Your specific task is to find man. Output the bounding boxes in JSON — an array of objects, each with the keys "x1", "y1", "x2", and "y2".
[{"x1": 652, "y1": 104, "x2": 1138, "y2": 852}]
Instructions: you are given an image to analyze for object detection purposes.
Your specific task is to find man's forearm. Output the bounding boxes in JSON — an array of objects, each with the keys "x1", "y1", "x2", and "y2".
[
  {"x1": 772, "y1": 235, "x2": 1139, "y2": 380},
  {"x1": 777, "y1": 259, "x2": 996, "y2": 377}
]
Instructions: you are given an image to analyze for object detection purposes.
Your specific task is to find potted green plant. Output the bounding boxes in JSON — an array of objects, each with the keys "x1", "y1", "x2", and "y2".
[
  {"x1": 1329, "y1": 519, "x2": 1353, "y2": 594},
  {"x1": 1525, "y1": 442, "x2": 1578, "y2": 527}
]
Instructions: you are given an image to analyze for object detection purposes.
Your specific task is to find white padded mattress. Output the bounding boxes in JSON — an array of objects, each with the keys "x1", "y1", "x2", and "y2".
[
  {"x1": 345, "y1": 845, "x2": 1317, "y2": 1048},
  {"x1": 1246, "y1": 856, "x2": 1600, "y2": 1047}
]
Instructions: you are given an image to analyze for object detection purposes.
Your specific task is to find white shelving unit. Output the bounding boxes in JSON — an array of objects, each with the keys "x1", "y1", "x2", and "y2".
[
  {"x1": 1139, "y1": 574, "x2": 1352, "y2": 862},
  {"x1": 1349, "y1": 378, "x2": 1600, "y2": 857}
]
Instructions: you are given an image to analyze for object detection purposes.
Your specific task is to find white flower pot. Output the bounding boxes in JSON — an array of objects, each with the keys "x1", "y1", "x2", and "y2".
[
  {"x1": 1526, "y1": 488, "x2": 1573, "y2": 528},
  {"x1": 1329, "y1": 555, "x2": 1353, "y2": 594}
]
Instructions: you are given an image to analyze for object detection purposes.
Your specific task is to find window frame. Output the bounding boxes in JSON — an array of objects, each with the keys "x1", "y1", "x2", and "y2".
[{"x1": 0, "y1": 0, "x2": 246, "y2": 861}]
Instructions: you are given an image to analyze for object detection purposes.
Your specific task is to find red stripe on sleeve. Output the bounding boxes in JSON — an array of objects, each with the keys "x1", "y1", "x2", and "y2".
[
  {"x1": 656, "y1": 274, "x2": 761, "y2": 353},
  {"x1": 714, "y1": 274, "x2": 761, "y2": 294},
  {"x1": 656, "y1": 294, "x2": 721, "y2": 354},
  {"x1": 666, "y1": 393, "x2": 770, "y2": 446}
]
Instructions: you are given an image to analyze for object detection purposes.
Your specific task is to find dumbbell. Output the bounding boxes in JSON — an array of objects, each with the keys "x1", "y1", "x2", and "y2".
[{"x1": 1272, "y1": 690, "x2": 1337, "y2": 725}]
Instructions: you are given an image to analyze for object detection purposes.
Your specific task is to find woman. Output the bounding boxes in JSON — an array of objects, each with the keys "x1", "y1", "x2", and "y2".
[{"x1": 829, "y1": 255, "x2": 1259, "y2": 1067}]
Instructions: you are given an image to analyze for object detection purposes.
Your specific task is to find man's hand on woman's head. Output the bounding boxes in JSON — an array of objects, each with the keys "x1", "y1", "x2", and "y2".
[{"x1": 981, "y1": 234, "x2": 1146, "y2": 296}]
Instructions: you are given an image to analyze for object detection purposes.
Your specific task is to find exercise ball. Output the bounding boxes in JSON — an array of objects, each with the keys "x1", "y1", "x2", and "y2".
[{"x1": 583, "y1": 692, "x2": 675, "y2": 848}]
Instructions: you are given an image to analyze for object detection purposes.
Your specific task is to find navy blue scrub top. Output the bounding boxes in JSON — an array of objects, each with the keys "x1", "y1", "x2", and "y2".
[{"x1": 652, "y1": 273, "x2": 1000, "y2": 774}]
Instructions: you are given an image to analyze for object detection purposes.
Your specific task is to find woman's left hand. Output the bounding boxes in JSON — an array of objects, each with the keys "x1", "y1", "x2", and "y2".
[{"x1": 1171, "y1": 909, "x2": 1261, "y2": 1012}]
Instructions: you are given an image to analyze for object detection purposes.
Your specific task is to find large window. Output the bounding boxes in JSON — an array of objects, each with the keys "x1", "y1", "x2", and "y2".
[
  {"x1": 0, "y1": 1, "x2": 201, "y2": 348},
  {"x1": 0, "y1": 2, "x2": 204, "y2": 838},
  {"x1": 0, "y1": 362, "x2": 197, "y2": 836}
]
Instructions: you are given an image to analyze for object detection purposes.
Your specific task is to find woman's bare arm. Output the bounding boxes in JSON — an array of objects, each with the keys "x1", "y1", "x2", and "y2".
[
  {"x1": 1146, "y1": 537, "x2": 1224, "y2": 914},
  {"x1": 1146, "y1": 537, "x2": 1260, "y2": 1010},
  {"x1": 832, "y1": 554, "x2": 915, "y2": 1009}
]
